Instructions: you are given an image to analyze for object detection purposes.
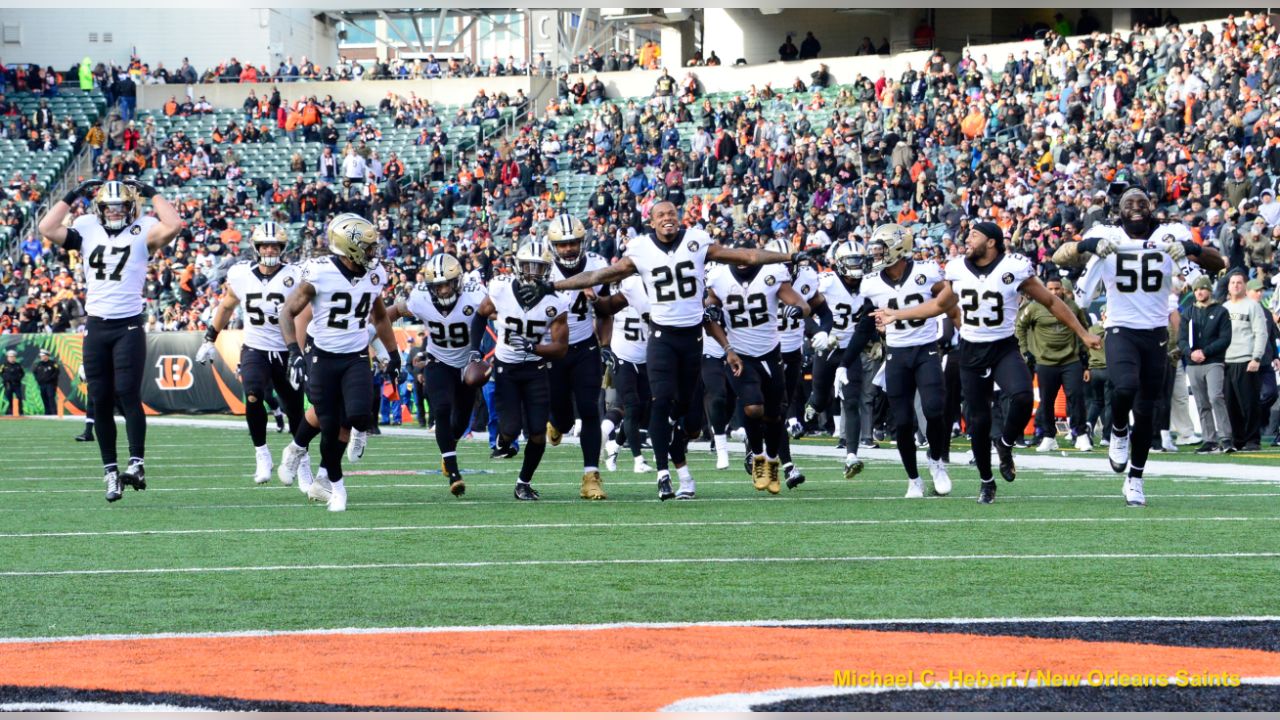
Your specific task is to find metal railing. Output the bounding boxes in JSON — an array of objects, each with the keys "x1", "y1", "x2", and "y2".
[{"x1": 6, "y1": 143, "x2": 94, "y2": 264}]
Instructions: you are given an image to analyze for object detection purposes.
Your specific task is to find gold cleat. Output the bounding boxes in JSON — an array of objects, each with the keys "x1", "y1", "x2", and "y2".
[
  {"x1": 547, "y1": 422, "x2": 562, "y2": 447},
  {"x1": 766, "y1": 459, "x2": 781, "y2": 494},
  {"x1": 580, "y1": 470, "x2": 607, "y2": 500},
  {"x1": 752, "y1": 455, "x2": 769, "y2": 491}
]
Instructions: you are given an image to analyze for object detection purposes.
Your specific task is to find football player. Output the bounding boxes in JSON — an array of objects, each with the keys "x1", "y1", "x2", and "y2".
[
  {"x1": 847, "y1": 224, "x2": 956, "y2": 498},
  {"x1": 1055, "y1": 189, "x2": 1224, "y2": 506},
  {"x1": 197, "y1": 222, "x2": 306, "y2": 486},
  {"x1": 387, "y1": 252, "x2": 486, "y2": 497},
  {"x1": 278, "y1": 213, "x2": 401, "y2": 512},
  {"x1": 933, "y1": 222, "x2": 1100, "y2": 503},
  {"x1": 522, "y1": 201, "x2": 803, "y2": 501},
  {"x1": 808, "y1": 240, "x2": 869, "y2": 480},
  {"x1": 38, "y1": 179, "x2": 183, "y2": 502},
  {"x1": 765, "y1": 238, "x2": 831, "y2": 489},
  {"x1": 473, "y1": 238, "x2": 569, "y2": 501},
  {"x1": 705, "y1": 251, "x2": 810, "y2": 494},
  {"x1": 545, "y1": 215, "x2": 613, "y2": 501},
  {"x1": 598, "y1": 275, "x2": 654, "y2": 475}
]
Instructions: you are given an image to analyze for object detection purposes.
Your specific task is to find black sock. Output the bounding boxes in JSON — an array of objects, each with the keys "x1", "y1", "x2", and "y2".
[{"x1": 519, "y1": 441, "x2": 546, "y2": 482}]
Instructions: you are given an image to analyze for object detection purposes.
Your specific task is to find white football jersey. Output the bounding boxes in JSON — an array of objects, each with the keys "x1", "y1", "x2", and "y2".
[
  {"x1": 226, "y1": 261, "x2": 302, "y2": 352},
  {"x1": 624, "y1": 228, "x2": 712, "y2": 327},
  {"x1": 860, "y1": 260, "x2": 944, "y2": 348},
  {"x1": 404, "y1": 284, "x2": 487, "y2": 369},
  {"x1": 945, "y1": 253, "x2": 1034, "y2": 343},
  {"x1": 610, "y1": 275, "x2": 650, "y2": 365},
  {"x1": 1077, "y1": 223, "x2": 1182, "y2": 330},
  {"x1": 707, "y1": 263, "x2": 789, "y2": 357},
  {"x1": 779, "y1": 265, "x2": 820, "y2": 353},
  {"x1": 818, "y1": 271, "x2": 864, "y2": 349},
  {"x1": 489, "y1": 276, "x2": 568, "y2": 364},
  {"x1": 552, "y1": 252, "x2": 609, "y2": 344},
  {"x1": 75, "y1": 214, "x2": 158, "y2": 320},
  {"x1": 303, "y1": 257, "x2": 386, "y2": 354}
]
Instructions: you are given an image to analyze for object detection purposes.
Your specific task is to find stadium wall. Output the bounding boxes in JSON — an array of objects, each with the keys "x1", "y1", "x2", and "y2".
[
  {"x1": 136, "y1": 74, "x2": 533, "y2": 111},
  {"x1": 0, "y1": 9, "x2": 336, "y2": 76}
]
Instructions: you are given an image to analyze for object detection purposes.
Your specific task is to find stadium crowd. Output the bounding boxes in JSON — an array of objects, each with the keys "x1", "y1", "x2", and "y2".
[{"x1": 2, "y1": 12, "x2": 1279, "y2": 447}]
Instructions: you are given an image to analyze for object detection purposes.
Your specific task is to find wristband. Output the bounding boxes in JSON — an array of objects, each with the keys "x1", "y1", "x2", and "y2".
[
  {"x1": 1182, "y1": 240, "x2": 1202, "y2": 257},
  {"x1": 288, "y1": 342, "x2": 301, "y2": 356},
  {"x1": 204, "y1": 327, "x2": 219, "y2": 343}
]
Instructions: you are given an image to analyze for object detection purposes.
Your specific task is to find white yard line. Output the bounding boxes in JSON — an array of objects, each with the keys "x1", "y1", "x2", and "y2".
[
  {"x1": 0, "y1": 515, "x2": 1270, "y2": 540},
  {"x1": 3, "y1": 551, "x2": 1277, "y2": 579}
]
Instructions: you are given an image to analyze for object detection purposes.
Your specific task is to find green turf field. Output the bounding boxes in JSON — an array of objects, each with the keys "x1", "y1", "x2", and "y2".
[{"x1": 3, "y1": 417, "x2": 1279, "y2": 640}]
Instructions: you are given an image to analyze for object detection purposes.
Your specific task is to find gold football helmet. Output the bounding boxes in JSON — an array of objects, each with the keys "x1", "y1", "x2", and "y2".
[
  {"x1": 546, "y1": 214, "x2": 587, "y2": 265},
  {"x1": 515, "y1": 238, "x2": 556, "y2": 284},
  {"x1": 421, "y1": 253, "x2": 464, "y2": 308},
  {"x1": 93, "y1": 181, "x2": 139, "y2": 232},
  {"x1": 868, "y1": 223, "x2": 913, "y2": 273},
  {"x1": 250, "y1": 221, "x2": 288, "y2": 267},
  {"x1": 327, "y1": 213, "x2": 380, "y2": 271}
]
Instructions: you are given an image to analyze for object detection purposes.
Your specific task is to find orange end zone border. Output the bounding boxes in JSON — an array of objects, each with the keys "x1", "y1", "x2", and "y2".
[{"x1": 2, "y1": 625, "x2": 1279, "y2": 711}]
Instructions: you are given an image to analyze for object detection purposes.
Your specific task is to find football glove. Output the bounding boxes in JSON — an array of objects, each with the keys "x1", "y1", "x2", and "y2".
[
  {"x1": 384, "y1": 350, "x2": 401, "y2": 386},
  {"x1": 834, "y1": 366, "x2": 849, "y2": 400},
  {"x1": 780, "y1": 304, "x2": 804, "y2": 323},
  {"x1": 122, "y1": 178, "x2": 158, "y2": 199},
  {"x1": 287, "y1": 343, "x2": 308, "y2": 391},
  {"x1": 703, "y1": 305, "x2": 724, "y2": 325},
  {"x1": 1163, "y1": 240, "x2": 1186, "y2": 262},
  {"x1": 516, "y1": 279, "x2": 555, "y2": 306},
  {"x1": 467, "y1": 350, "x2": 484, "y2": 365},
  {"x1": 195, "y1": 341, "x2": 217, "y2": 366},
  {"x1": 63, "y1": 179, "x2": 103, "y2": 205},
  {"x1": 600, "y1": 346, "x2": 618, "y2": 372},
  {"x1": 810, "y1": 331, "x2": 836, "y2": 353},
  {"x1": 507, "y1": 334, "x2": 535, "y2": 355},
  {"x1": 1094, "y1": 236, "x2": 1117, "y2": 258},
  {"x1": 790, "y1": 251, "x2": 812, "y2": 266}
]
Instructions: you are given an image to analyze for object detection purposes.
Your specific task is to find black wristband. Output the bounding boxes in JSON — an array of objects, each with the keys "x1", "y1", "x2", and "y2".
[
  {"x1": 1182, "y1": 240, "x2": 1202, "y2": 257},
  {"x1": 287, "y1": 342, "x2": 301, "y2": 356},
  {"x1": 1076, "y1": 237, "x2": 1099, "y2": 254},
  {"x1": 204, "y1": 327, "x2": 219, "y2": 343}
]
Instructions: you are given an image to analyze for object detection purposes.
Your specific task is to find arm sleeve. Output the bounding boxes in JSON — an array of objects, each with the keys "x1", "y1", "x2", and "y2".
[
  {"x1": 469, "y1": 311, "x2": 489, "y2": 352},
  {"x1": 840, "y1": 314, "x2": 877, "y2": 369},
  {"x1": 806, "y1": 300, "x2": 833, "y2": 334}
]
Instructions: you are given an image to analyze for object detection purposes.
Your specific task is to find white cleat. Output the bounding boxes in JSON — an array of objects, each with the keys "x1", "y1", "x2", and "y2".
[
  {"x1": 675, "y1": 479, "x2": 696, "y2": 500},
  {"x1": 253, "y1": 446, "x2": 274, "y2": 485},
  {"x1": 905, "y1": 477, "x2": 925, "y2": 499},
  {"x1": 327, "y1": 481, "x2": 347, "y2": 512},
  {"x1": 1108, "y1": 431, "x2": 1130, "y2": 473},
  {"x1": 604, "y1": 439, "x2": 619, "y2": 472},
  {"x1": 927, "y1": 458, "x2": 952, "y2": 496},
  {"x1": 347, "y1": 430, "x2": 368, "y2": 463},
  {"x1": 716, "y1": 448, "x2": 730, "y2": 470},
  {"x1": 633, "y1": 456, "x2": 653, "y2": 473},
  {"x1": 295, "y1": 452, "x2": 313, "y2": 492},
  {"x1": 1123, "y1": 477, "x2": 1146, "y2": 507},
  {"x1": 730, "y1": 427, "x2": 747, "y2": 443},
  {"x1": 278, "y1": 442, "x2": 306, "y2": 486},
  {"x1": 1036, "y1": 436, "x2": 1059, "y2": 453},
  {"x1": 1074, "y1": 434, "x2": 1093, "y2": 452},
  {"x1": 308, "y1": 467, "x2": 333, "y2": 502}
]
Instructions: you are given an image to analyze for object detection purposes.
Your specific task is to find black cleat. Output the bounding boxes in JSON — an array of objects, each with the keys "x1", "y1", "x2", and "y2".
[
  {"x1": 513, "y1": 482, "x2": 540, "y2": 501},
  {"x1": 860, "y1": 439, "x2": 879, "y2": 450},
  {"x1": 104, "y1": 471, "x2": 123, "y2": 503},
  {"x1": 448, "y1": 471, "x2": 466, "y2": 497},
  {"x1": 275, "y1": 414, "x2": 285, "y2": 433},
  {"x1": 977, "y1": 480, "x2": 997, "y2": 504},
  {"x1": 1194, "y1": 441, "x2": 1219, "y2": 454},
  {"x1": 119, "y1": 461, "x2": 146, "y2": 491},
  {"x1": 657, "y1": 474, "x2": 676, "y2": 501},
  {"x1": 835, "y1": 438, "x2": 847, "y2": 450},
  {"x1": 743, "y1": 450, "x2": 754, "y2": 476},
  {"x1": 785, "y1": 466, "x2": 806, "y2": 489},
  {"x1": 995, "y1": 439, "x2": 1016, "y2": 482},
  {"x1": 74, "y1": 431, "x2": 95, "y2": 442},
  {"x1": 491, "y1": 443, "x2": 518, "y2": 459}
]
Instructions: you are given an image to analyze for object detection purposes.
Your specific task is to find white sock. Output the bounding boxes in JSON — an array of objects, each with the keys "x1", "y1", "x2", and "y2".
[
  {"x1": 517, "y1": 478, "x2": 531, "y2": 485},
  {"x1": 601, "y1": 419, "x2": 616, "y2": 439},
  {"x1": 714, "y1": 433, "x2": 728, "y2": 453},
  {"x1": 583, "y1": 466, "x2": 597, "y2": 474},
  {"x1": 273, "y1": 407, "x2": 284, "y2": 418},
  {"x1": 846, "y1": 452, "x2": 858, "y2": 462},
  {"x1": 255, "y1": 444, "x2": 269, "y2": 452},
  {"x1": 331, "y1": 479, "x2": 345, "y2": 492},
  {"x1": 676, "y1": 465, "x2": 693, "y2": 482},
  {"x1": 1161, "y1": 430, "x2": 1173, "y2": 445}
]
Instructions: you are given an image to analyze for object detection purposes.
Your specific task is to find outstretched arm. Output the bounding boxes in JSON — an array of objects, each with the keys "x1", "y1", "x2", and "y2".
[
  {"x1": 553, "y1": 257, "x2": 637, "y2": 291},
  {"x1": 1022, "y1": 276, "x2": 1101, "y2": 349},
  {"x1": 874, "y1": 280, "x2": 957, "y2": 325},
  {"x1": 706, "y1": 244, "x2": 794, "y2": 267}
]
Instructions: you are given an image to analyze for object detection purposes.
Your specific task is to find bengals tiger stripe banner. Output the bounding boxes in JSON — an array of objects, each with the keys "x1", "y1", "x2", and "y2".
[{"x1": 0, "y1": 330, "x2": 418, "y2": 416}]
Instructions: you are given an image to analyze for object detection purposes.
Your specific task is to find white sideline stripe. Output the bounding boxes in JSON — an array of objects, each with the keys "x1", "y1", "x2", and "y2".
[
  {"x1": 2, "y1": 491, "x2": 1277, "y2": 513},
  {"x1": 18, "y1": 415, "x2": 1276, "y2": 481},
  {"x1": 3, "y1": 551, "x2": 1277, "y2": 578},
  {"x1": 659, "y1": 677, "x2": 1280, "y2": 712},
  {"x1": 1, "y1": 515, "x2": 1270, "y2": 540},
  {"x1": 6, "y1": 614, "x2": 1280, "y2": 646}
]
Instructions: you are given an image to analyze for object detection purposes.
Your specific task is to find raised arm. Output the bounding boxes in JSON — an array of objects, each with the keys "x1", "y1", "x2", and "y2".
[
  {"x1": 706, "y1": 244, "x2": 798, "y2": 267},
  {"x1": 37, "y1": 179, "x2": 103, "y2": 246},
  {"x1": 128, "y1": 182, "x2": 183, "y2": 252}
]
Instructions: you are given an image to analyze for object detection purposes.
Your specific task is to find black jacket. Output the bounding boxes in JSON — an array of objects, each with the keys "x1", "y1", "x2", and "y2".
[
  {"x1": 1179, "y1": 300, "x2": 1232, "y2": 365},
  {"x1": 33, "y1": 358, "x2": 59, "y2": 385},
  {"x1": 1, "y1": 361, "x2": 23, "y2": 387}
]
